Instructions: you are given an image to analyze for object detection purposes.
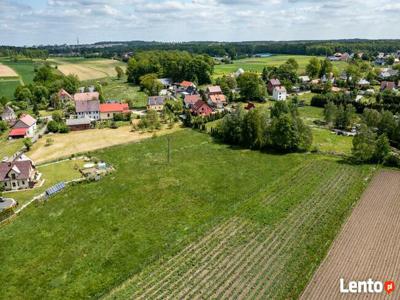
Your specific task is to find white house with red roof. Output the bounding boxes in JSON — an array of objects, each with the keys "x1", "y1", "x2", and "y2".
[
  {"x1": 100, "y1": 103, "x2": 130, "y2": 120},
  {"x1": 9, "y1": 114, "x2": 37, "y2": 139}
]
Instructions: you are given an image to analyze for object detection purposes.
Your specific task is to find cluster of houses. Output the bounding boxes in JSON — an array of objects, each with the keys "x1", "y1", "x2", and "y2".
[
  {"x1": 58, "y1": 89, "x2": 131, "y2": 131},
  {"x1": 147, "y1": 80, "x2": 228, "y2": 117},
  {"x1": 0, "y1": 107, "x2": 37, "y2": 139}
]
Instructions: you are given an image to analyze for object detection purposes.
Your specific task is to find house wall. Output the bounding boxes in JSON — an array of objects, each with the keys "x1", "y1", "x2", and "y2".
[
  {"x1": 3, "y1": 179, "x2": 30, "y2": 191},
  {"x1": 273, "y1": 90, "x2": 287, "y2": 101},
  {"x1": 147, "y1": 105, "x2": 164, "y2": 111},
  {"x1": 77, "y1": 111, "x2": 100, "y2": 120},
  {"x1": 100, "y1": 112, "x2": 116, "y2": 120}
]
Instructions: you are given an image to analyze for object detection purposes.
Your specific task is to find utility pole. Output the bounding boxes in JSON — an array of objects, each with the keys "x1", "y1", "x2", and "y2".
[{"x1": 167, "y1": 137, "x2": 171, "y2": 164}]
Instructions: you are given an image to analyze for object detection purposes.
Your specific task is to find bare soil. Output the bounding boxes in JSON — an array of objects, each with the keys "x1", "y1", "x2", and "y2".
[{"x1": 301, "y1": 170, "x2": 400, "y2": 299}]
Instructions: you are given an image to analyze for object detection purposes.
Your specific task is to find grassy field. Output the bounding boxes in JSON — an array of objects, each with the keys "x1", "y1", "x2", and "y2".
[
  {"x1": 84, "y1": 78, "x2": 148, "y2": 108},
  {"x1": 0, "y1": 58, "x2": 41, "y2": 84},
  {"x1": 50, "y1": 57, "x2": 127, "y2": 81},
  {"x1": 0, "y1": 130, "x2": 374, "y2": 299},
  {"x1": 214, "y1": 55, "x2": 348, "y2": 77},
  {"x1": 0, "y1": 130, "x2": 305, "y2": 299},
  {"x1": 106, "y1": 158, "x2": 373, "y2": 300},
  {"x1": 0, "y1": 135, "x2": 24, "y2": 159},
  {"x1": 0, "y1": 79, "x2": 20, "y2": 98},
  {"x1": 28, "y1": 125, "x2": 181, "y2": 164},
  {"x1": 4, "y1": 159, "x2": 84, "y2": 207}
]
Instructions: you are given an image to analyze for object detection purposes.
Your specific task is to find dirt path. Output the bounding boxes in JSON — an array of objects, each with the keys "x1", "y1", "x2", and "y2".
[{"x1": 300, "y1": 170, "x2": 400, "y2": 299}]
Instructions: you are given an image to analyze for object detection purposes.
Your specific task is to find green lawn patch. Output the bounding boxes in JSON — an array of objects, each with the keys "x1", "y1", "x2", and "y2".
[
  {"x1": 0, "y1": 79, "x2": 20, "y2": 98},
  {"x1": 4, "y1": 159, "x2": 84, "y2": 207}
]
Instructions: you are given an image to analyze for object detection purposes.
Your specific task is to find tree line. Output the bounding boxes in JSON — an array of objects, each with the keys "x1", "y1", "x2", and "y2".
[
  {"x1": 35, "y1": 40, "x2": 400, "y2": 60},
  {"x1": 126, "y1": 51, "x2": 214, "y2": 85},
  {"x1": 211, "y1": 101, "x2": 312, "y2": 153}
]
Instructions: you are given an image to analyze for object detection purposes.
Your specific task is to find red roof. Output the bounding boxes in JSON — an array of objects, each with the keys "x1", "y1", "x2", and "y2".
[
  {"x1": 100, "y1": 103, "x2": 129, "y2": 113},
  {"x1": 19, "y1": 114, "x2": 36, "y2": 127},
  {"x1": 180, "y1": 81, "x2": 195, "y2": 88},
  {"x1": 9, "y1": 128, "x2": 27, "y2": 137},
  {"x1": 184, "y1": 94, "x2": 201, "y2": 106}
]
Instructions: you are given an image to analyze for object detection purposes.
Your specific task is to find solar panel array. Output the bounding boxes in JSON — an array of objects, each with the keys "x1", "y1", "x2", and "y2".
[{"x1": 45, "y1": 182, "x2": 66, "y2": 197}]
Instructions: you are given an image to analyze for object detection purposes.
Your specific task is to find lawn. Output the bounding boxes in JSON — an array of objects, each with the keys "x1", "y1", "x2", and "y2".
[
  {"x1": 0, "y1": 130, "x2": 374, "y2": 299},
  {"x1": 84, "y1": 78, "x2": 148, "y2": 108},
  {"x1": 4, "y1": 159, "x2": 84, "y2": 207},
  {"x1": 0, "y1": 79, "x2": 20, "y2": 98},
  {"x1": 28, "y1": 125, "x2": 181, "y2": 164},
  {"x1": 0, "y1": 136, "x2": 24, "y2": 159},
  {"x1": 297, "y1": 106, "x2": 353, "y2": 155},
  {"x1": 213, "y1": 55, "x2": 348, "y2": 78}
]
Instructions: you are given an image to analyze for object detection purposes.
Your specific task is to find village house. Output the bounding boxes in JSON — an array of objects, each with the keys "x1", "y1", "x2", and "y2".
[
  {"x1": 74, "y1": 92, "x2": 100, "y2": 120},
  {"x1": 381, "y1": 81, "x2": 396, "y2": 91},
  {"x1": 184, "y1": 94, "x2": 202, "y2": 108},
  {"x1": 357, "y1": 79, "x2": 370, "y2": 88},
  {"x1": 157, "y1": 78, "x2": 173, "y2": 89},
  {"x1": 299, "y1": 75, "x2": 310, "y2": 83},
  {"x1": 9, "y1": 114, "x2": 37, "y2": 139},
  {"x1": 100, "y1": 103, "x2": 130, "y2": 120},
  {"x1": 147, "y1": 96, "x2": 166, "y2": 111},
  {"x1": 66, "y1": 116, "x2": 92, "y2": 131},
  {"x1": 380, "y1": 69, "x2": 399, "y2": 79},
  {"x1": 0, "y1": 106, "x2": 16, "y2": 125},
  {"x1": 58, "y1": 89, "x2": 73, "y2": 102},
  {"x1": 0, "y1": 155, "x2": 39, "y2": 191},
  {"x1": 206, "y1": 86, "x2": 227, "y2": 108},
  {"x1": 273, "y1": 86, "x2": 287, "y2": 101},
  {"x1": 191, "y1": 100, "x2": 213, "y2": 116},
  {"x1": 267, "y1": 79, "x2": 281, "y2": 94}
]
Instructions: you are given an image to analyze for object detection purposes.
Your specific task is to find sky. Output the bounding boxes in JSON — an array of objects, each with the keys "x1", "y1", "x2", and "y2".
[{"x1": 0, "y1": 0, "x2": 399, "y2": 46}]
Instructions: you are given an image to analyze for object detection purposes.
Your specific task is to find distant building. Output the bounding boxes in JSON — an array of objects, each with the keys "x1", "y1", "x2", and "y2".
[
  {"x1": 268, "y1": 79, "x2": 281, "y2": 94},
  {"x1": 299, "y1": 76, "x2": 310, "y2": 83},
  {"x1": 147, "y1": 96, "x2": 167, "y2": 111},
  {"x1": 184, "y1": 94, "x2": 202, "y2": 108},
  {"x1": 0, "y1": 106, "x2": 16, "y2": 125},
  {"x1": 10, "y1": 114, "x2": 37, "y2": 138},
  {"x1": 206, "y1": 86, "x2": 227, "y2": 108},
  {"x1": 191, "y1": 100, "x2": 213, "y2": 116},
  {"x1": 234, "y1": 68, "x2": 245, "y2": 78},
  {"x1": 58, "y1": 89, "x2": 73, "y2": 102},
  {"x1": 158, "y1": 78, "x2": 173, "y2": 88},
  {"x1": 74, "y1": 92, "x2": 100, "y2": 120},
  {"x1": 0, "y1": 155, "x2": 39, "y2": 191},
  {"x1": 100, "y1": 103, "x2": 130, "y2": 120},
  {"x1": 381, "y1": 81, "x2": 396, "y2": 91},
  {"x1": 272, "y1": 86, "x2": 287, "y2": 101}
]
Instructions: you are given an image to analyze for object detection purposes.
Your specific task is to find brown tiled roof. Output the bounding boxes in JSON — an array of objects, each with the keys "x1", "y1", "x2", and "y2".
[
  {"x1": 18, "y1": 114, "x2": 36, "y2": 127},
  {"x1": 209, "y1": 94, "x2": 227, "y2": 104},
  {"x1": 75, "y1": 99, "x2": 100, "y2": 113},
  {"x1": 184, "y1": 94, "x2": 201, "y2": 106},
  {"x1": 207, "y1": 86, "x2": 222, "y2": 94},
  {"x1": 0, "y1": 160, "x2": 33, "y2": 181},
  {"x1": 73, "y1": 92, "x2": 99, "y2": 102},
  {"x1": 192, "y1": 100, "x2": 213, "y2": 116},
  {"x1": 269, "y1": 79, "x2": 281, "y2": 86}
]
